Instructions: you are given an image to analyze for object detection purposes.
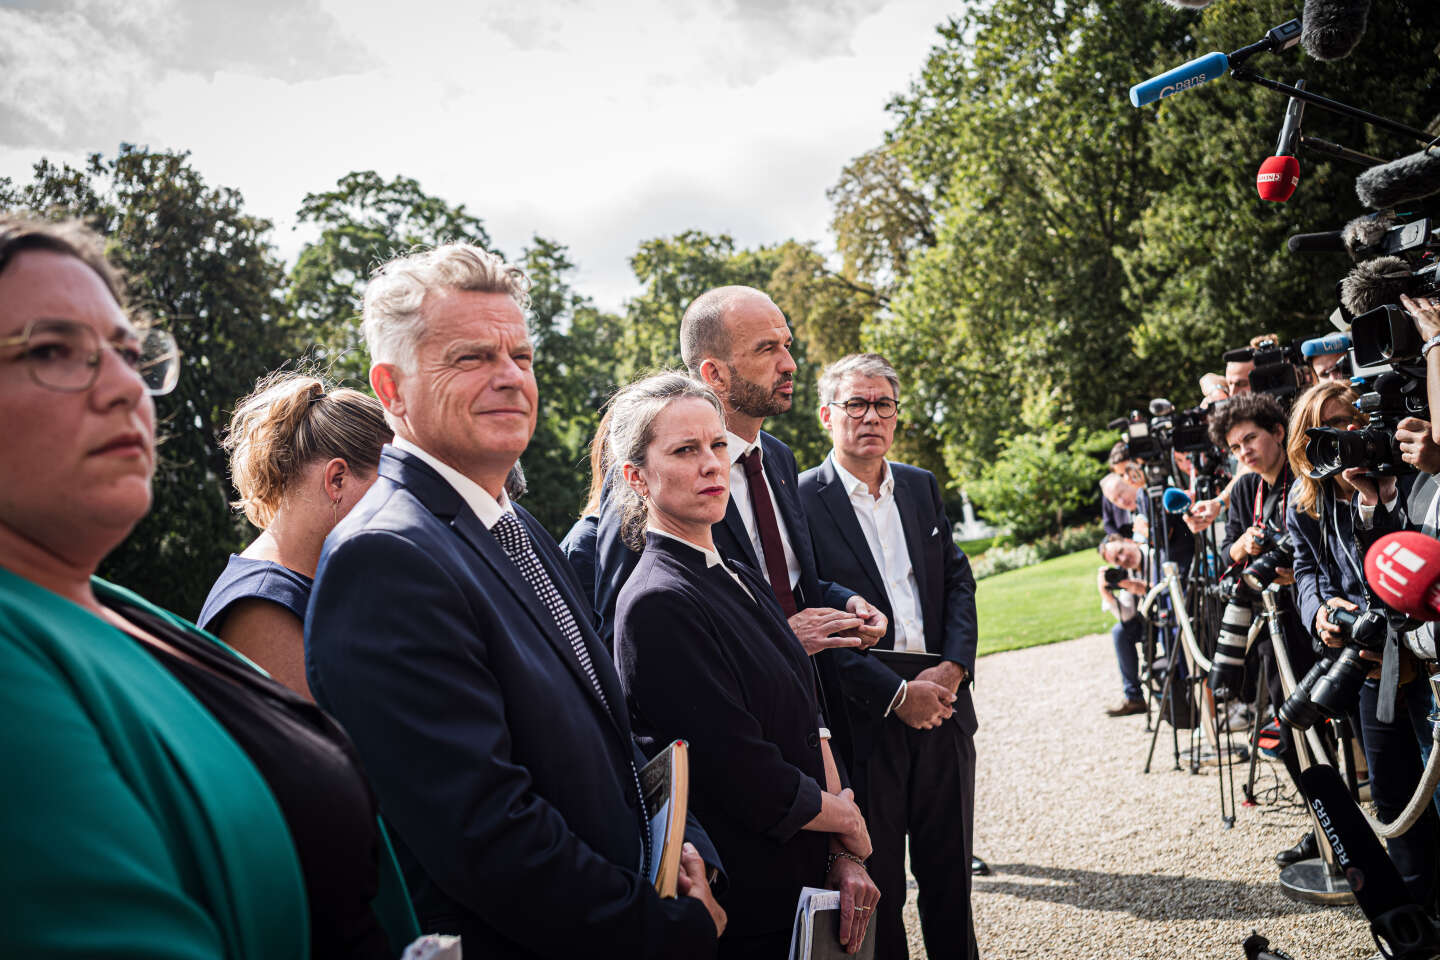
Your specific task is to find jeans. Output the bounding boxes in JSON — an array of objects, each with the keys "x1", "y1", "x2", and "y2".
[{"x1": 1113, "y1": 617, "x2": 1144, "y2": 702}]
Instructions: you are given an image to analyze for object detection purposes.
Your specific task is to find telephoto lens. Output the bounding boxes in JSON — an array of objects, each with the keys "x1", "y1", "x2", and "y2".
[
  {"x1": 1279, "y1": 657, "x2": 1335, "y2": 730},
  {"x1": 1303, "y1": 427, "x2": 1375, "y2": 480},
  {"x1": 1241, "y1": 536, "x2": 1295, "y2": 594},
  {"x1": 1304, "y1": 608, "x2": 1387, "y2": 723},
  {"x1": 1209, "y1": 599, "x2": 1256, "y2": 698}
]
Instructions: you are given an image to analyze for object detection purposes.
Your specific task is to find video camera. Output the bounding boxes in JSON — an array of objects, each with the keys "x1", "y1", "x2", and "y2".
[{"x1": 1224, "y1": 337, "x2": 1311, "y2": 403}]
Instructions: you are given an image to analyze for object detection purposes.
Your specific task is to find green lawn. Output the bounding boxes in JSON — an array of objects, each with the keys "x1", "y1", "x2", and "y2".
[
  {"x1": 976, "y1": 549, "x2": 1112, "y2": 657},
  {"x1": 956, "y1": 536, "x2": 996, "y2": 557}
]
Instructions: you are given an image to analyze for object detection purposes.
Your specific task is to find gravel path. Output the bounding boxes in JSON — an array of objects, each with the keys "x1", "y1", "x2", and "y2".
[{"x1": 898, "y1": 632, "x2": 1378, "y2": 960}]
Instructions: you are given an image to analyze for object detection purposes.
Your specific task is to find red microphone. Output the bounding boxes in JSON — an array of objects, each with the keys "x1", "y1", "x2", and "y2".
[
  {"x1": 1364, "y1": 531, "x2": 1440, "y2": 621},
  {"x1": 1256, "y1": 84, "x2": 1305, "y2": 202},
  {"x1": 1257, "y1": 155, "x2": 1300, "y2": 202}
]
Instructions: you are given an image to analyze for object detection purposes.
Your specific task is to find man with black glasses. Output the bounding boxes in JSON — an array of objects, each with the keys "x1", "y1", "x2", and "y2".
[{"x1": 800, "y1": 353, "x2": 979, "y2": 960}]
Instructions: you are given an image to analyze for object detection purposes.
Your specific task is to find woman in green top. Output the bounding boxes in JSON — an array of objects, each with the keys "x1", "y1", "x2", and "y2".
[{"x1": 0, "y1": 216, "x2": 418, "y2": 959}]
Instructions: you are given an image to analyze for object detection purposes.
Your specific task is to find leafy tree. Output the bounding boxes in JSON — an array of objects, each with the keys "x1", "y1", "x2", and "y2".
[
  {"x1": 1122, "y1": 0, "x2": 1440, "y2": 396},
  {"x1": 1, "y1": 146, "x2": 299, "y2": 616},
  {"x1": 827, "y1": 143, "x2": 935, "y2": 293},
  {"x1": 968, "y1": 428, "x2": 1106, "y2": 542},
  {"x1": 868, "y1": 0, "x2": 1195, "y2": 493},
  {"x1": 289, "y1": 170, "x2": 493, "y2": 383},
  {"x1": 519, "y1": 236, "x2": 624, "y2": 537}
]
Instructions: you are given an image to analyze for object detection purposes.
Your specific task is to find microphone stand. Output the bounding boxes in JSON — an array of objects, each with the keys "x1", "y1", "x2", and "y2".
[
  {"x1": 1260, "y1": 587, "x2": 1357, "y2": 906},
  {"x1": 1227, "y1": 69, "x2": 1435, "y2": 148}
]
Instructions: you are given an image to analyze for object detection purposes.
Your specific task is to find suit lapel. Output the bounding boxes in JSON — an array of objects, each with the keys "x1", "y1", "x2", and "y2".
[
  {"x1": 418, "y1": 481, "x2": 620, "y2": 731},
  {"x1": 816, "y1": 459, "x2": 887, "y2": 604},
  {"x1": 718, "y1": 495, "x2": 760, "y2": 568}
]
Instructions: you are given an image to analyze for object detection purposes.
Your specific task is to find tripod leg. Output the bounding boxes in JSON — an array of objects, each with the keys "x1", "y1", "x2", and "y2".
[
  {"x1": 1145, "y1": 654, "x2": 1180, "y2": 774},
  {"x1": 1243, "y1": 666, "x2": 1269, "y2": 806}
]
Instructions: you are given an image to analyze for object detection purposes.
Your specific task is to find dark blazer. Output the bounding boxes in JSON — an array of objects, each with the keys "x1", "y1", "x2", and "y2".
[
  {"x1": 558, "y1": 513, "x2": 599, "y2": 596},
  {"x1": 305, "y1": 447, "x2": 718, "y2": 960},
  {"x1": 617, "y1": 533, "x2": 827, "y2": 939},
  {"x1": 1286, "y1": 478, "x2": 1367, "y2": 637},
  {"x1": 798, "y1": 457, "x2": 980, "y2": 782},
  {"x1": 594, "y1": 430, "x2": 861, "y2": 769}
]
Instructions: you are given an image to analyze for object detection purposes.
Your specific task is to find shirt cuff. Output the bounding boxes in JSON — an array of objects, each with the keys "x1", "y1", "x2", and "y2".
[
  {"x1": 1356, "y1": 501, "x2": 1376, "y2": 529},
  {"x1": 884, "y1": 680, "x2": 907, "y2": 717}
]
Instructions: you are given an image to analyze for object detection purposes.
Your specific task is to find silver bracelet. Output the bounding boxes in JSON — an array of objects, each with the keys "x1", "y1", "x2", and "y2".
[{"x1": 1423, "y1": 333, "x2": 1440, "y2": 359}]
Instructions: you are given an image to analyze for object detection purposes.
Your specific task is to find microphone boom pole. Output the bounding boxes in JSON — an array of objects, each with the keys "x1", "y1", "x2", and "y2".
[{"x1": 1227, "y1": 68, "x2": 1434, "y2": 146}]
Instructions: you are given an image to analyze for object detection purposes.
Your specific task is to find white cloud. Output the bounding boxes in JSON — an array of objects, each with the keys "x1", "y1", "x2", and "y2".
[{"x1": 0, "y1": 0, "x2": 952, "y2": 311}]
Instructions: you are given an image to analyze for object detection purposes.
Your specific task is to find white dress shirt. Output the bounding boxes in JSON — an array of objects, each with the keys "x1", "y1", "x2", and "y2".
[
  {"x1": 393, "y1": 436, "x2": 513, "y2": 529},
  {"x1": 727, "y1": 430, "x2": 801, "y2": 593},
  {"x1": 832, "y1": 456, "x2": 926, "y2": 652}
]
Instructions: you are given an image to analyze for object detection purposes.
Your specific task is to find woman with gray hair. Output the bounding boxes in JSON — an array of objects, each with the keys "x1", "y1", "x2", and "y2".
[{"x1": 611, "y1": 371, "x2": 880, "y2": 958}]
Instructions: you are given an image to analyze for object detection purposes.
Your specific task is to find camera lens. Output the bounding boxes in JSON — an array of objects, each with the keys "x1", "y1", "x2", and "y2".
[
  {"x1": 1279, "y1": 658, "x2": 1334, "y2": 730},
  {"x1": 1309, "y1": 647, "x2": 1371, "y2": 720}
]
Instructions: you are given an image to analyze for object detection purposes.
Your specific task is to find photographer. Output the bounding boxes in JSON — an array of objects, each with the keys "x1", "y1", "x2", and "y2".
[
  {"x1": 1210, "y1": 393, "x2": 1317, "y2": 865},
  {"x1": 1284, "y1": 381, "x2": 1440, "y2": 909},
  {"x1": 1097, "y1": 535, "x2": 1151, "y2": 717}
]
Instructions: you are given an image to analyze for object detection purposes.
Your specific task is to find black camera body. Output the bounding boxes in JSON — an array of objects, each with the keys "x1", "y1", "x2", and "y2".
[
  {"x1": 1225, "y1": 339, "x2": 1310, "y2": 403},
  {"x1": 1208, "y1": 523, "x2": 1296, "y2": 698},
  {"x1": 1103, "y1": 566, "x2": 1126, "y2": 589},
  {"x1": 1304, "y1": 371, "x2": 1429, "y2": 479},
  {"x1": 1279, "y1": 606, "x2": 1388, "y2": 730}
]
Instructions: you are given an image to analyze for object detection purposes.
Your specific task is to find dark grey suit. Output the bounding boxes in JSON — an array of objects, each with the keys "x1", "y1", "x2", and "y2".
[{"x1": 799, "y1": 455, "x2": 979, "y2": 960}]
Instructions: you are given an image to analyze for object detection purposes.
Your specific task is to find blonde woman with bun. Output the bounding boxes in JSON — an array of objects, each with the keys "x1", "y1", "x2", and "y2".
[{"x1": 199, "y1": 372, "x2": 391, "y2": 698}]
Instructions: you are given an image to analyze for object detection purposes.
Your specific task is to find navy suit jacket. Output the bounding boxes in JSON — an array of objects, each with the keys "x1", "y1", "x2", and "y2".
[
  {"x1": 305, "y1": 447, "x2": 718, "y2": 960},
  {"x1": 593, "y1": 430, "x2": 861, "y2": 769},
  {"x1": 798, "y1": 457, "x2": 979, "y2": 782},
  {"x1": 617, "y1": 534, "x2": 828, "y2": 938}
]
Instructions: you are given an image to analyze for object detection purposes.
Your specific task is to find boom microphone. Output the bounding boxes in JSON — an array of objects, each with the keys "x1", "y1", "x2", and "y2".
[
  {"x1": 1258, "y1": 84, "x2": 1306, "y2": 202},
  {"x1": 1342, "y1": 211, "x2": 1399, "y2": 260},
  {"x1": 1287, "y1": 230, "x2": 1345, "y2": 255},
  {"x1": 1365, "y1": 531, "x2": 1440, "y2": 621},
  {"x1": 1300, "y1": 0, "x2": 1371, "y2": 63},
  {"x1": 1129, "y1": 51, "x2": 1229, "y2": 107},
  {"x1": 1257, "y1": 156, "x2": 1300, "y2": 202},
  {"x1": 1356, "y1": 148, "x2": 1440, "y2": 210},
  {"x1": 1162, "y1": 487, "x2": 1192, "y2": 515},
  {"x1": 1341, "y1": 256, "x2": 1412, "y2": 318}
]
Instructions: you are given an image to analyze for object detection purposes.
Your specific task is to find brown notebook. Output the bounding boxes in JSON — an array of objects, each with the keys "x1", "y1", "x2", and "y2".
[{"x1": 639, "y1": 739, "x2": 689, "y2": 898}]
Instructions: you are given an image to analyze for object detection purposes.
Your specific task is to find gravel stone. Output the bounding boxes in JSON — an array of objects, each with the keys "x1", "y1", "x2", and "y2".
[{"x1": 896, "y1": 632, "x2": 1380, "y2": 959}]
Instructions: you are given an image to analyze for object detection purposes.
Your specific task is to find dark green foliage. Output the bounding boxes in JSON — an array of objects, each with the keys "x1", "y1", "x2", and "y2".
[
  {"x1": 1, "y1": 146, "x2": 300, "y2": 617},
  {"x1": 290, "y1": 170, "x2": 494, "y2": 385}
]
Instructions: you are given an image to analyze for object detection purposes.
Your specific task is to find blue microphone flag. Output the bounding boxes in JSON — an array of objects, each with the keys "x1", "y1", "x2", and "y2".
[
  {"x1": 1162, "y1": 487, "x2": 1193, "y2": 515},
  {"x1": 1130, "y1": 51, "x2": 1229, "y2": 107}
]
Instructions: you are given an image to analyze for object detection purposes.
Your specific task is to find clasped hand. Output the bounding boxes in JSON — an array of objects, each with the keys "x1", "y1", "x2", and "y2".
[{"x1": 788, "y1": 597, "x2": 887, "y2": 655}]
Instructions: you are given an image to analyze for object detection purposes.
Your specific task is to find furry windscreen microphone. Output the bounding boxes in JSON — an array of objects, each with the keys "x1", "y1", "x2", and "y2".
[
  {"x1": 1356, "y1": 148, "x2": 1440, "y2": 209},
  {"x1": 1340, "y1": 256, "x2": 1412, "y2": 317},
  {"x1": 1301, "y1": 0, "x2": 1371, "y2": 61},
  {"x1": 1342, "y1": 211, "x2": 1398, "y2": 261}
]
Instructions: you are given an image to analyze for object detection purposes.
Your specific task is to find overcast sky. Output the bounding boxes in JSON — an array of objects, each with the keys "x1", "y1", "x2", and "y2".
[{"x1": 1, "y1": 0, "x2": 957, "y2": 312}]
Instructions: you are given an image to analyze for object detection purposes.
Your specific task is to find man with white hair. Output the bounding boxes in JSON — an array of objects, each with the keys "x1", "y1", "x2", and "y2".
[{"x1": 305, "y1": 244, "x2": 726, "y2": 959}]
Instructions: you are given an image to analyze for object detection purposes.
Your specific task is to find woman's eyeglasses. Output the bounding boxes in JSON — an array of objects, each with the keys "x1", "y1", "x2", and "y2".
[{"x1": 0, "y1": 317, "x2": 181, "y2": 396}]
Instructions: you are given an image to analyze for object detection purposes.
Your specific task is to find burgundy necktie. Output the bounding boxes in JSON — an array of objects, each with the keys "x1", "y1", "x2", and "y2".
[{"x1": 740, "y1": 448, "x2": 799, "y2": 616}]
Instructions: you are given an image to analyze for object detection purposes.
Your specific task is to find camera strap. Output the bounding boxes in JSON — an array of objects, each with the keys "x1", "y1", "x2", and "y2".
[{"x1": 1252, "y1": 464, "x2": 1291, "y2": 531}]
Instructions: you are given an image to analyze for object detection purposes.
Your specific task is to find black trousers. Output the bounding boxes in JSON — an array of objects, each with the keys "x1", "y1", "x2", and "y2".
[
  {"x1": 863, "y1": 714, "x2": 977, "y2": 960},
  {"x1": 1359, "y1": 677, "x2": 1440, "y2": 910}
]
